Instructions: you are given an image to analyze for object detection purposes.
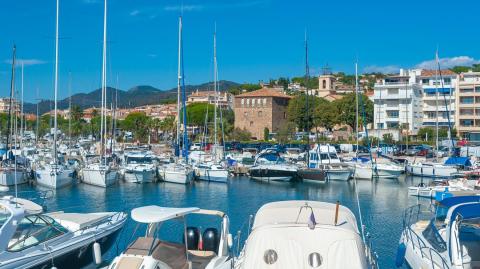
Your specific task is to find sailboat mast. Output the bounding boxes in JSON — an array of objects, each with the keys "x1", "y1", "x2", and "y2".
[
  {"x1": 304, "y1": 30, "x2": 310, "y2": 163},
  {"x1": 176, "y1": 16, "x2": 182, "y2": 156},
  {"x1": 68, "y1": 72, "x2": 72, "y2": 147},
  {"x1": 355, "y1": 62, "x2": 359, "y2": 156},
  {"x1": 20, "y1": 63, "x2": 24, "y2": 149},
  {"x1": 100, "y1": 0, "x2": 108, "y2": 162},
  {"x1": 180, "y1": 20, "x2": 189, "y2": 163},
  {"x1": 53, "y1": 0, "x2": 59, "y2": 164},
  {"x1": 6, "y1": 45, "x2": 16, "y2": 157},
  {"x1": 434, "y1": 51, "x2": 439, "y2": 152},
  {"x1": 213, "y1": 25, "x2": 218, "y2": 148}
]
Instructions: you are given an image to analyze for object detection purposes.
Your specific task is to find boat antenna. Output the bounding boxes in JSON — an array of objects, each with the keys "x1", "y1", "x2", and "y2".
[{"x1": 6, "y1": 44, "x2": 16, "y2": 162}]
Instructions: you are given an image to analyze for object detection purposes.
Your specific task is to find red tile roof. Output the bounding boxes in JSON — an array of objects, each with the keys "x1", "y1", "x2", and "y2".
[
  {"x1": 421, "y1": 69, "x2": 456, "y2": 77},
  {"x1": 235, "y1": 87, "x2": 291, "y2": 98}
]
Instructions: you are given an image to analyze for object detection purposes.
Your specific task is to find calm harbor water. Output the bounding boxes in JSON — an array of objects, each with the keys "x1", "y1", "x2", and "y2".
[{"x1": 10, "y1": 175, "x2": 434, "y2": 269}]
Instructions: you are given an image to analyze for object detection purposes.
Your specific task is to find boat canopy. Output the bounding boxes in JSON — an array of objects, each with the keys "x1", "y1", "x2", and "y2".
[
  {"x1": 1, "y1": 196, "x2": 43, "y2": 215},
  {"x1": 446, "y1": 202, "x2": 480, "y2": 225},
  {"x1": 439, "y1": 196, "x2": 480, "y2": 208},
  {"x1": 131, "y1": 206, "x2": 199, "y2": 223},
  {"x1": 444, "y1": 157, "x2": 471, "y2": 167},
  {"x1": 252, "y1": 200, "x2": 358, "y2": 233}
]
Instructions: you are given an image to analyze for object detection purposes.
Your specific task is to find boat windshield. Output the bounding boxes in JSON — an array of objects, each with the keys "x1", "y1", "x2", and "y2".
[
  {"x1": 7, "y1": 214, "x2": 68, "y2": 252},
  {"x1": 422, "y1": 220, "x2": 447, "y2": 252},
  {"x1": 458, "y1": 218, "x2": 480, "y2": 263},
  {"x1": 127, "y1": 157, "x2": 153, "y2": 164},
  {"x1": 329, "y1": 153, "x2": 339, "y2": 160}
]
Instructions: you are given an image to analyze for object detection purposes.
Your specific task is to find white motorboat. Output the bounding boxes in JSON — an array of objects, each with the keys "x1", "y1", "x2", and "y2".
[
  {"x1": 398, "y1": 196, "x2": 480, "y2": 269},
  {"x1": 283, "y1": 147, "x2": 305, "y2": 162},
  {"x1": 249, "y1": 151, "x2": 297, "y2": 182},
  {"x1": 306, "y1": 144, "x2": 353, "y2": 181},
  {"x1": 234, "y1": 200, "x2": 376, "y2": 269},
  {"x1": 122, "y1": 152, "x2": 157, "y2": 183},
  {"x1": 35, "y1": 163, "x2": 75, "y2": 189},
  {"x1": 82, "y1": 163, "x2": 118, "y2": 188},
  {"x1": 107, "y1": 205, "x2": 232, "y2": 269},
  {"x1": 351, "y1": 159, "x2": 404, "y2": 179},
  {"x1": 195, "y1": 162, "x2": 229, "y2": 183},
  {"x1": 0, "y1": 195, "x2": 127, "y2": 269},
  {"x1": 161, "y1": 162, "x2": 194, "y2": 184},
  {"x1": 406, "y1": 162, "x2": 458, "y2": 178}
]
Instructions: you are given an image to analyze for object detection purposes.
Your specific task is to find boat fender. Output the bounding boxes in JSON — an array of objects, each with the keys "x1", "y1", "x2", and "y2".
[
  {"x1": 93, "y1": 242, "x2": 102, "y2": 265},
  {"x1": 395, "y1": 242, "x2": 406, "y2": 267}
]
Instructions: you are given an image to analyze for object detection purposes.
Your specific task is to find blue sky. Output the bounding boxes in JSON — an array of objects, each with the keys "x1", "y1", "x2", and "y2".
[{"x1": 1, "y1": 0, "x2": 479, "y2": 102}]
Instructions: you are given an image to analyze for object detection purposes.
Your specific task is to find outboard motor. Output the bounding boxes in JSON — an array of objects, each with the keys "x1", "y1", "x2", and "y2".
[
  {"x1": 202, "y1": 228, "x2": 219, "y2": 253},
  {"x1": 185, "y1": 227, "x2": 200, "y2": 250}
]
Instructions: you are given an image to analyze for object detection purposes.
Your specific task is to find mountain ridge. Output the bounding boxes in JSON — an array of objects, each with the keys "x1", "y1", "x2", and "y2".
[{"x1": 23, "y1": 80, "x2": 239, "y2": 114}]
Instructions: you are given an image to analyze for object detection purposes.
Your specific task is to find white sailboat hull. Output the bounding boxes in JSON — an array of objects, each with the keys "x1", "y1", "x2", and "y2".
[
  {"x1": 354, "y1": 163, "x2": 403, "y2": 179},
  {"x1": 196, "y1": 167, "x2": 228, "y2": 183},
  {"x1": 406, "y1": 163, "x2": 458, "y2": 178},
  {"x1": 35, "y1": 168, "x2": 74, "y2": 189},
  {"x1": 161, "y1": 165, "x2": 194, "y2": 184},
  {"x1": 82, "y1": 168, "x2": 118, "y2": 187},
  {"x1": 326, "y1": 169, "x2": 352, "y2": 181},
  {"x1": 0, "y1": 169, "x2": 27, "y2": 186},
  {"x1": 124, "y1": 169, "x2": 156, "y2": 183}
]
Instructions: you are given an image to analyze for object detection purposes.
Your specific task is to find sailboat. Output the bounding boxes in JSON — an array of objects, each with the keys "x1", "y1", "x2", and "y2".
[
  {"x1": 350, "y1": 62, "x2": 403, "y2": 180},
  {"x1": 35, "y1": 0, "x2": 75, "y2": 189},
  {"x1": 82, "y1": 0, "x2": 119, "y2": 188},
  {"x1": 161, "y1": 16, "x2": 194, "y2": 184},
  {"x1": 194, "y1": 26, "x2": 229, "y2": 183},
  {"x1": 0, "y1": 46, "x2": 27, "y2": 187}
]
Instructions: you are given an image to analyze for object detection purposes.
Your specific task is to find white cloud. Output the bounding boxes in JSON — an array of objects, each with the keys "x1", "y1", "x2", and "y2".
[
  {"x1": 4, "y1": 59, "x2": 47, "y2": 66},
  {"x1": 129, "y1": 10, "x2": 140, "y2": 16},
  {"x1": 363, "y1": 65, "x2": 400, "y2": 74},
  {"x1": 163, "y1": 5, "x2": 204, "y2": 12},
  {"x1": 415, "y1": 56, "x2": 479, "y2": 69}
]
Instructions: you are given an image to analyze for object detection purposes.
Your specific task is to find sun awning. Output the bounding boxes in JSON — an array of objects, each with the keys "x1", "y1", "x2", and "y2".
[{"x1": 131, "y1": 206, "x2": 199, "y2": 223}]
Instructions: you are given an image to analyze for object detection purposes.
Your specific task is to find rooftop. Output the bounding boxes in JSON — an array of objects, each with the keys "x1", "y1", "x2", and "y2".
[
  {"x1": 420, "y1": 69, "x2": 457, "y2": 77},
  {"x1": 236, "y1": 87, "x2": 291, "y2": 98}
]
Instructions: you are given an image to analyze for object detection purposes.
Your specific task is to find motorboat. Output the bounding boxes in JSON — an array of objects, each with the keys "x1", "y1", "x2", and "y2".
[
  {"x1": 122, "y1": 151, "x2": 157, "y2": 183},
  {"x1": 35, "y1": 163, "x2": 75, "y2": 189},
  {"x1": 249, "y1": 152, "x2": 297, "y2": 182},
  {"x1": 408, "y1": 178, "x2": 476, "y2": 199},
  {"x1": 0, "y1": 195, "x2": 127, "y2": 269},
  {"x1": 160, "y1": 162, "x2": 194, "y2": 184},
  {"x1": 283, "y1": 147, "x2": 305, "y2": 162},
  {"x1": 234, "y1": 200, "x2": 377, "y2": 269},
  {"x1": 406, "y1": 162, "x2": 459, "y2": 178},
  {"x1": 195, "y1": 162, "x2": 229, "y2": 183},
  {"x1": 350, "y1": 158, "x2": 404, "y2": 179},
  {"x1": 306, "y1": 144, "x2": 353, "y2": 181},
  {"x1": 397, "y1": 196, "x2": 480, "y2": 269},
  {"x1": 107, "y1": 205, "x2": 232, "y2": 269},
  {"x1": 82, "y1": 162, "x2": 119, "y2": 188}
]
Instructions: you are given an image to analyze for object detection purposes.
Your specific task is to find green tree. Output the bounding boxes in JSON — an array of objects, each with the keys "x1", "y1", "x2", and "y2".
[
  {"x1": 229, "y1": 127, "x2": 251, "y2": 141},
  {"x1": 287, "y1": 93, "x2": 322, "y2": 131},
  {"x1": 313, "y1": 99, "x2": 337, "y2": 131},
  {"x1": 263, "y1": 127, "x2": 270, "y2": 141},
  {"x1": 382, "y1": 133, "x2": 394, "y2": 144},
  {"x1": 417, "y1": 127, "x2": 435, "y2": 142},
  {"x1": 276, "y1": 122, "x2": 296, "y2": 143},
  {"x1": 184, "y1": 103, "x2": 214, "y2": 127},
  {"x1": 121, "y1": 112, "x2": 150, "y2": 142},
  {"x1": 332, "y1": 93, "x2": 373, "y2": 130}
]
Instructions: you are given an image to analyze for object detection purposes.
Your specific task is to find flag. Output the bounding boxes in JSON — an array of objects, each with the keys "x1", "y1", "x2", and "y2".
[{"x1": 308, "y1": 211, "x2": 316, "y2": 230}]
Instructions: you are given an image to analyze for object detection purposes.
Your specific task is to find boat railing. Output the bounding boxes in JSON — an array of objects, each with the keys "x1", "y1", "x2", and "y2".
[
  {"x1": 402, "y1": 205, "x2": 450, "y2": 269},
  {"x1": 364, "y1": 230, "x2": 379, "y2": 269}
]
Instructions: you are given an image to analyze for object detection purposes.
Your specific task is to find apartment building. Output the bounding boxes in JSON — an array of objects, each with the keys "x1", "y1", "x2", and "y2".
[
  {"x1": 418, "y1": 69, "x2": 457, "y2": 129},
  {"x1": 456, "y1": 71, "x2": 480, "y2": 141},
  {"x1": 373, "y1": 69, "x2": 423, "y2": 135},
  {"x1": 187, "y1": 90, "x2": 233, "y2": 108},
  {"x1": 0, "y1": 98, "x2": 20, "y2": 114}
]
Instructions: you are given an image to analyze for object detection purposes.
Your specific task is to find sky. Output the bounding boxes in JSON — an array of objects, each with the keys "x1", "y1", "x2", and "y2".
[{"x1": 1, "y1": 0, "x2": 480, "y2": 102}]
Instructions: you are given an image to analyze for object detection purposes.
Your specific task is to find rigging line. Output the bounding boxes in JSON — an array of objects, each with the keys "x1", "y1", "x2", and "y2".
[{"x1": 435, "y1": 53, "x2": 455, "y2": 153}]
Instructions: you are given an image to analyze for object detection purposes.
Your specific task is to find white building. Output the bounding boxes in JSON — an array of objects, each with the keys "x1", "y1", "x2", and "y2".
[
  {"x1": 456, "y1": 71, "x2": 480, "y2": 140},
  {"x1": 373, "y1": 69, "x2": 423, "y2": 136},
  {"x1": 417, "y1": 69, "x2": 457, "y2": 130}
]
